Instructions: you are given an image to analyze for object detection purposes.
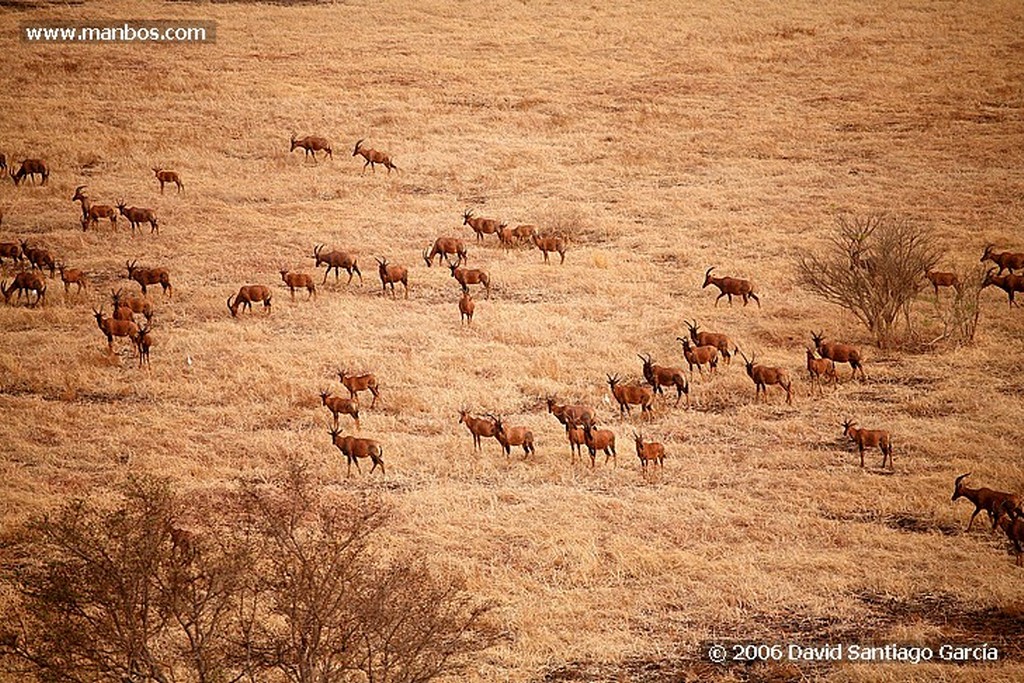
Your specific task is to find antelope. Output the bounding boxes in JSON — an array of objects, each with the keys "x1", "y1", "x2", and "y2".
[
  {"x1": 805, "y1": 348, "x2": 836, "y2": 395},
  {"x1": 337, "y1": 369, "x2": 380, "y2": 408},
  {"x1": 490, "y1": 415, "x2": 535, "y2": 458},
  {"x1": 320, "y1": 390, "x2": 360, "y2": 430},
  {"x1": 459, "y1": 291, "x2": 475, "y2": 324},
  {"x1": 132, "y1": 324, "x2": 154, "y2": 368},
  {"x1": 533, "y1": 233, "x2": 567, "y2": 264},
  {"x1": 423, "y1": 237, "x2": 467, "y2": 267},
  {"x1": 702, "y1": 267, "x2": 760, "y2": 307},
  {"x1": 739, "y1": 351, "x2": 793, "y2": 405},
  {"x1": 0, "y1": 153, "x2": 5, "y2": 171},
  {"x1": 375, "y1": 257, "x2": 408, "y2": 298},
  {"x1": 496, "y1": 225, "x2": 515, "y2": 248},
  {"x1": 925, "y1": 269, "x2": 959, "y2": 297},
  {"x1": 352, "y1": 139, "x2": 397, "y2": 174},
  {"x1": 329, "y1": 428, "x2": 384, "y2": 476},
  {"x1": 314, "y1": 245, "x2": 362, "y2": 285},
  {"x1": 1, "y1": 272, "x2": 46, "y2": 306},
  {"x1": 982, "y1": 269, "x2": 1024, "y2": 307},
  {"x1": 93, "y1": 307, "x2": 138, "y2": 352},
  {"x1": 58, "y1": 263, "x2": 88, "y2": 296},
  {"x1": 683, "y1": 320, "x2": 736, "y2": 365},
  {"x1": 72, "y1": 187, "x2": 117, "y2": 230},
  {"x1": 112, "y1": 288, "x2": 153, "y2": 322},
  {"x1": 126, "y1": 260, "x2": 172, "y2": 297},
  {"x1": 606, "y1": 374, "x2": 654, "y2": 418},
  {"x1": 117, "y1": 201, "x2": 159, "y2": 235},
  {"x1": 9, "y1": 159, "x2": 48, "y2": 186},
  {"x1": 280, "y1": 269, "x2": 316, "y2": 300},
  {"x1": 633, "y1": 431, "x2": 665, "y2": 473},
  {"x1": 20, "y1": 241, "x2": 56, "y2": 277},
  {"x1": 951, "y1": 473, "x2": 1021, "y2": 532},
  {"x1": 291, "y1": 133, "x2": 332, "y2": 162},
  {"x1": 0, "y1": 240, "x2": 22, "y2": 267},
  {"x1": 581, "y1": 422, "x2": 616, "y2": 468},
  {"x1": 512, "y1": 224, "x2": 536, "y2": 244},
  {"x1": 566, "y1": 422, "x2": 587, "y2": 464},
  {"x1": 462, "y1": 209, "x2": 501, "y2": 242},
  {"x1": 449, "y1": 263, "x2": 490, "y2": 298},
  {"x1": 546, "y1": 397, "x2": 595, "y2": 429},
  {"x1": 811, "y1": 331, "x2": 865, "y2": 380},
  {"x1": 638, "y1": 353, "x2": 689, "y2": 407},
  {"x1": 677, "y1": 337, "x2": 719, "y2": 376},
  {"x1": 980, "y1": 244, "x2": 1024, "y2": 275},
  {"x1": 841, "y1": 419, "x2": 893, "y2": 469},
  {"x1": 153, "y1": 168, "x2": 184, "y2": 194},
  {"x1": 71, "y1": 185, "x2": 92, "y2": 220},
  {"x1": 458, "y1": 409, "x2": 497, "y2": 452},
  {"x1": 996, "y1": 509, "x2": 1024, "y2": 566},
  {"x1": 227, "y1": 285, "x2": 272, "y2": 317}
]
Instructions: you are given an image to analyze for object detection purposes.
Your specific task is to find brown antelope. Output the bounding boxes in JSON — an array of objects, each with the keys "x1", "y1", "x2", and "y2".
[
  {"x1": 982, "y1": 269, "x2": 1024, "y2": 307},
  {"x1": 683, "y1": 320, "x2": 736, "y2": 365},
  {"x1": 153, "y1": 168, "x2": 184, "y2": 194},
  {"x1": 126, "y1": 260, "x2": 172, "y2": 297},
  {"x1": 0, "y1": 241, "x2": 22, "y2": 267},
  {"x1": 951, "y1": 473, "x2": 1021, "y2": 532},
  {"x1": 841, "y1": 419, "x2": 893, "y2": 469},
  {"x1": 702, "y1": 267, "x2": 759, "y2": 307},
  {"x1": 805, "y1": 348, "x2": 836, "y2": 395},
  {"x1": 677, "y1": 337, "x2": 719, "y2": 376},
  {"x1": 93, "y1": 307, "x2": 138, "y2": 352},
  {"x1": 546, "y1": 397, "x2": 595, "y2": 429},
  {"x1": 607, "y1": 374, "x2": 654, "y2": 418},
  {"x1": 423, "y1": 237, "x2": 467, "y2": 267},
  {"x1": 566, "y1": 423, "x2": 587, "y2": 464},
  {"x1": 21, "y1": 241, "x2": 56, "y2": 278},
  {"x1": 112, "y1": 288, "x2": 153, "y2": 322},
  {"x1": 925, "y1": 269, "x2": 959, "y2": 297},
  {"x1": 329, "y1": 428, "x2": 385, "y2": 476},
  {"x1": 58, "y1": 263, "x2": 88, "y2": 297},
  {"x1": 291, "y1": 133, "x2": 332, "y2": 161},
  {"x1": 638, "y1": 353, "x2": 689, "y2": 407},
  {"x1": 581, "y1": 422, "x2": 616, "y2": 467},
  {"x1": 496, "y1": 225, "x2": 515, "y2": 248},
  {"x1": 375, "y1": 257, "x2": 408, "y2": 298},
  {"x1": 71, "y1": 185, "x2": 92, "y2": 220},
  {"x1": 314, "y1": 244, "x2": 362, "y2": 285},
  {"x1": 463, "y1": 209, "x2": 501, "y2": 242},
  {"x1": 1, "y1": 272, "x2": 46, "y2": 306},
  {"x1": 227, "y1": 285, "x2": 272, "y2": 317},
  {"x1": 320, "y1": 390, "x2": 360, "y2": 430},
  {"x1": 811, "y1": 331, "x2": 864, "y2": 380},
  {"x1": 633, "y1": 431, "x2": 665, "y2": 473},
  {"x1": 739, "y1": 350, "x2": 793, "y2": 405},
  {"x1": 490, "y1": 415, "x2": 535, "y2": 458},
  {"x1": 449, "y1": 263, "x2": 490, "y2": 298},
  {"x1": 9, "y1": 159, "x2": 49, "y2": 186},
  {"x1": 996, "y1": 509, "x2": 1024, "y2": 566},
  {"x1": 280, "y1": 269, "x2": 316, "y2": 300},
  {"x1": 117, "y1": 201, "x2": 159, "y2": 235},
  {"x1": 980, "y1": 245, "x2": 1024, "y2": 275},
  {"x1": 72, "y1": 187, "x2": 118, "y2": 230},
  {"x1": 533, "y1": 233, "x2": 567, "y2": 264},
  {"x1": 352, "y1": 139, "x2": 397, "y2": 174},
  {"x1": 512, "y1": 224, "x2": 536, "y2": 244},
  {"x1": 459, "y1": 291, "x2": 475, "y2": 324},
  {"x1": 458, "y1": 409, "x2": 497, "y2": 452},
  {"x1": 132, "y1": 324, "x2": 154, "y2": 368},
  {"x1": 337, "y1": 369, "x2": 380, "y2": 408}
]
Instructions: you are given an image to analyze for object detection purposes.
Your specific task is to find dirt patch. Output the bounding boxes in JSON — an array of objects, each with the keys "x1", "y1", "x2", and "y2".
[{"x1": 822, "y1": 509, "x2": 961, "y2": 536}]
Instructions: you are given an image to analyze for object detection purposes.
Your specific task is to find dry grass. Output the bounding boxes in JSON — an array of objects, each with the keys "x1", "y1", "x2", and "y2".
[{"x1": 2, "y1": 0, "x2": 1024, "y2": 680}]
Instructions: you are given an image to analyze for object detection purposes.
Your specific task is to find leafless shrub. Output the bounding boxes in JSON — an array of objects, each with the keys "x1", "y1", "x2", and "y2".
[{"x1": 928, "y1": 266, "x2": 985, "y2": 348}]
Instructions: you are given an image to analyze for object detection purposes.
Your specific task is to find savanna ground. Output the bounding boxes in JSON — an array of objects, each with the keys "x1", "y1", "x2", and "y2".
[{"x1": 2, "y1": 0, "x2": 1024, "y2": 680}]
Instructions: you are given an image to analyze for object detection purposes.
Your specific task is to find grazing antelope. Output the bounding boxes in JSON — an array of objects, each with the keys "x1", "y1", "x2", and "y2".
[
  {"x1": 280, "y1": 269, "x2": 316, "y2": 300},
  {"x1": 458, "y1": 409, "x2": 497, "y2": 452},
  {"x1": 112, "y1": 288, "x2": 153, "y2": 322},
  {"x1": 352, "y1": 139, "x2": 397, "y2": 174},
  {"x1": 638, "y1": 353, "x2": 689, "y2": 407},
  {"x1": 20, "y1": 241, "x2": 56, "y2": 277},
  {"x1": 459, "y1": 291, "x2": 475, "y2": 324},
  {"x1": 71, "y1": 186, "x2": 116, "y2": 231},
  {"x1": 546, "y1": 397, "x2": 595, "y2": 429},
  {"x1": 606, "y1": 374, "x2": 654, "y2": 418},
  {"x1": 9, "y1": 159, "x2": 48, "y2": 186},
  {"x1": 633, "y1": 431, "x2": 665, "y2": 473},
  {"x1": 93, "y1": 307, "x2": 138, "y2": 352},
  {"x1": 581, "y1": 422, "x2": 616, "y2": 467},
  {"x1": 329, "y1": 428, "x2": 384, "y2": 477},
  {"x1": 980, "y1": 244, "x2": 1024, "y2": 275},
  {"x1": 566, "y1": 422, "x2": 587, "y2": 464},
  {"x1": 951, "y1": 473, "x2": 1021, "y2": 532},
  {"x1": 982, "y1": 269, "x2": 1024, "y2": 307},
  {"x1": 314, "y1": 244, "x2": 362, "y2": 285},
  {"x1": 337, "y1": 369, "x2": 380, "y2": 408},
  {"x1": 291, "y1": 133, "x2": 332, "y2": 161},
  {"x1": 132, "y1": 324, "x2": 154, "y2": 368},
  {"x1": 805, "y1": 348, "x2": 836, "y2": 395},
  {"x1": 58, "y1": 263, "x2": 88, "y2": 297},
  {"x1": 683, "y1": 320, "x2": 736, "y2": 365},
  {"x1": 462, "y1": 209, "x2": 501, "y2": 242},
  {"x1": 449, "y1": 263, "x2": 491, "y2": 298},
  {"x1": 811, "y1": 331, "x2": 865, "y2": 380},
  {"x1": 1, "y1": 272, "x2": 46, "y2": 306},
  {"x1": 153, "y1": 168, "x2": 184, "y2": 195},
  {"x1": 227, "y1": 285, "x2": 272, "y2": 317},
  {"x1": 533, "y1": 233, "x2": 567, "y2": 264},
  {"x1": 841, "y1": 419, "x2": 893, "y2": 469},
  {"x1": 126, "y1": 260, "x2": 172, "y2": 296},
  {"x1": 677, "y1": 337, "x2": 719, "y2": 377},
  {"x1": 996, "y1": 509, "x2": 1024, "y2": 566},
  {"x1": 702, "y1": 267, "x2": 760, "y2": 307},
  {"x1": 0, "y1": 241, "x2": 22, "y2": 267},
  {"x1": 320, "y1": 390, "x2": 360, "y2": 430},
  {"x1": 117, "y1": 201, "x2": 159, "y2": 235},
  {"x1": 423, "y1": 237, "x2": 467, "y2": 267},
  {"x1": 512, "y1": 224, "x2": 536, "y2": 244},
  {"x1": 925, "y1": 269, "x2": 959, "y2": 297},
  {"x1": 490, "y1": 415, "x2": 535, "y2": 458},
  {"x1": 739, "y1": 351, "x2": 793, "y2": 405},
  {"x1": 375, "y1": 257, "x2": 408, "y2": 298}
]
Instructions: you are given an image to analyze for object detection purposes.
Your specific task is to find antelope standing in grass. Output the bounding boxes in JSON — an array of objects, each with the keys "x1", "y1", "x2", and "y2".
[
  {"x1": 0, "y1": 241, "x2": 22, "y2": 267},
  {"x1": 997, "y1": 509, "x2": 1024, "y2": 566},
  {"x1": 546, "y1": 397, "x2": 595, "y2": 429},
  {"x1": 329, "y1": 429, "x2": 384, "y2": 476},
  {"x1": 280, "y1": 269, "x2": 316, "y2": 300},
  {"x1": 94, "y1": 307, "x2": 138, "y2": 353},
  {"x1": 117, "y1": 201, "x2": 159, "y2": 235},
  {"x1": 1, "y1": 272, "x2": 46, "y2": 306},
  {"x1": 227, "y1": 285, "x2": 272, "y2": 317},
  {"x1": 607, "y1": 374, "x2": 654, "y2": 418},
  {"x1": 459, "y1": 409, "x2": 497, "y2": 452},
  {"x1": 9, "y1": 159, "x2": 48, "y2": 186},
  {"x1": 490, "y1": 415, "x2": 535, "y2": 458},
  {"x1": 376, "y1": 257, "x2": 408, "y2": 298},
  {"x1": 925, "y1": 269, "x2": 959, "y2": 297},
  {"x1": 739, "y1": 351, "x2": 792, "y2": 405},
  {"x1": 112, "y1": 288, "x2": 153, "y2": 322},
  {"x1": 459, "y1": 291, "x2": 475, "y2": 324},
  {"x1": 702, "y1": 267, "x2": 760, "y2": 307},
  {"x1": 337, "y1": 369, "x2": 380, "y2": 408},
  {"x1": 982, "y1": 269, "x2": 1024, "y2": 307},
  {"x1": 320, "y1": 391, "x2": 360, "y2": 430},
  {"x1": 20, "y1": 241, "x2": 56, "y2": 277},
  {"x1": 683, "y1": 320, "x2": 736, "y2": 365},
  {"x1": 352, "y1": 139, "x2": 397, "y2": 173},
  {"x1": 463, "y1": 209, "x2": 501, "y2": 242},
  {"x1": 132, "y1": 325, "x2": 154, "y2": 368},
  {"x1": 566, "y1": 422, "x2": 587, "y2": 464},
  {"x1": 126, "y1": 260, "x2": 172, "y2": 296},
  {"x1": 980, "y1": 245, "x2": 1024, "y2": 275},
  {"x1": 58, "y1": 263, "x2": 88, "y2": 297},
  {"x1": 512, "y1": 224, "x2": 536, "y2": 244},
  {"x1": 805, "y1": 348, "x2": 836, "y2": 395},
  {"x1": 677, "y1": 337, "x2": 719, "y2": 377},
  {"x1": 638, "y1": 353, "x2": 689, "y2": 407},
  {"x1": 314, "y1": 244, "x2": 362, "y2": 285},
  {"x1": 291, "y1": 133, "x2": 332, "y2": 161},
  {"x1": 449, "y1": 263, "x2": 491, "y2": 298},
  {"x1": 533, "y1": 233, "x2": 567, "y2": 264},
  {"x1": 423, "y1": 237, "x2": 467, "y2": 267},
  {"x1": 153, "y1": 168, "x2": 184, "y2": 194},
  {"x1": 581, "y1": 422, "x2": 616, "y2": 468},
  {"x1": 841, "y1": 419, "x2": 893, "y2": 469},
  {"x1": 951, "y1": 473, "x2": 1021, "y2": 532},
  {"x1": 811, "y1": 331, "x2": 864, "y2": 380},
  {"x1": 633, "y1": 431, "x2": 665, "y2": 473}
]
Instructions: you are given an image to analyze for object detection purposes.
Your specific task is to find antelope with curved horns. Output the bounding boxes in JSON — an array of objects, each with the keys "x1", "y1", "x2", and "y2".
[
  {"x1": 291, "y1": 133, "x2": 332, "y2": 162},
  {"x1": 423, "y1": 237, "x2": 467, "y2": 267},
  {"x1": 739, "y1": 350, "x2": 792, "y2": 405},
  {"x1": 376, "y1": 257, "x2": 408, "y2": 298},
  {"x1": 702, "y1": 267, "x2": 760, "y2": 308},
  {"x1": 638, "y1": 353, "x2": 689, "y2": 407},
  {"x1": 314, "y1": 244, "x2": 362, "y2": 285},
  {"x1": 352, "y1": 139, "x2": 397, "y2": 174}
]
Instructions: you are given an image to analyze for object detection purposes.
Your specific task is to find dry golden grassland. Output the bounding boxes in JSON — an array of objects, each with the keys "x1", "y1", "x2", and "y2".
[{"x1": 2, "y1": 0, "x2": 1024, "y2": 679}]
